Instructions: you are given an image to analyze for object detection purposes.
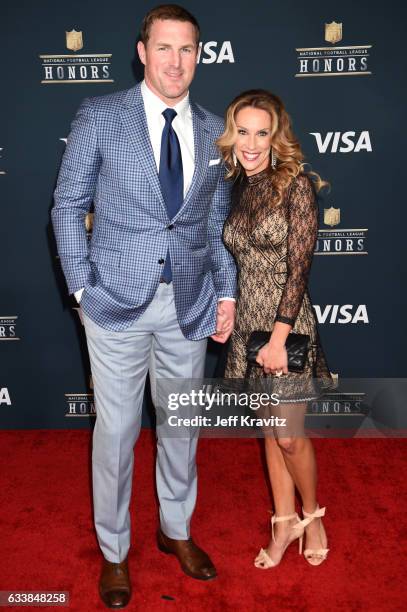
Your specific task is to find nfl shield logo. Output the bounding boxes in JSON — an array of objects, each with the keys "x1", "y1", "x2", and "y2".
[
  {"x1": 324, "y1": 207, "x2": 341, "y2": 227},
  {"x1": 325, "y1": 22, "x2": 343, "y2": 45},
  {"x1": 66, "y1": 29, "x2": 83, "y2": 52}
]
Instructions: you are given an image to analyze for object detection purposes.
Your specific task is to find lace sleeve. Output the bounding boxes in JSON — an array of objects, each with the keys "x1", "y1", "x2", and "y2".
[{"x1": 275, "y1": 174, "x2": 318, "y2": 327}]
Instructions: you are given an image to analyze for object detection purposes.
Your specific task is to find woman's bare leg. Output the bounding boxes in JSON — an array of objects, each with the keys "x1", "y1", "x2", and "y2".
[
  {"x1": 272, "y1": 403, "x2": 327, "y2": 560},
  {"x1": 258, "y1": 403, "x2": 327, "y2": 563}
]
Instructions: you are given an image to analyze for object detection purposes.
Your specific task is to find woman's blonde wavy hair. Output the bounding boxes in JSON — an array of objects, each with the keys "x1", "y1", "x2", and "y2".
[{"x1": 216, "y1": 89, "x2": 328, "y2": 205}]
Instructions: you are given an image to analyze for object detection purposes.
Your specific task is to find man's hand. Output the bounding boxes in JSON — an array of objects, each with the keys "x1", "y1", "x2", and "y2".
[{"x1": 210, "y1": 300, "x2": 235, "y2": 344}]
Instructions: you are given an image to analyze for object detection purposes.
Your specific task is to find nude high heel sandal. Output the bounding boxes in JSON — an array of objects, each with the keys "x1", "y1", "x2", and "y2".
[
  {"x1": 254, "y1": 512, "x2": 304, "y2": 569},
  {"x1": 297, "y1": 506, "x2": 329, "y2": 566}
]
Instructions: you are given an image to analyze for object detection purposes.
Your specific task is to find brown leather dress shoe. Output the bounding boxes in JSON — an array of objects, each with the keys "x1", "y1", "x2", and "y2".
[
  {"x1": 157, "y1": 529, "x2": 217, "y2": 580},
  {"x1": 99, "y1": 557, "x2": 131, "y2": 609}
]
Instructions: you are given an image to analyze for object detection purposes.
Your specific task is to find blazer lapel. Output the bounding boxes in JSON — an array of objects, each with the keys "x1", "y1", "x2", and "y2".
[
  {"x1": 120, "y1": 87, "x2": 212, "y2": 220},
  {"x1": 119, "y1": 84, "x2": 167, "y2": 216},
  {"x1": 173, "y1": 100, "x2": 211, "y2": 221}
]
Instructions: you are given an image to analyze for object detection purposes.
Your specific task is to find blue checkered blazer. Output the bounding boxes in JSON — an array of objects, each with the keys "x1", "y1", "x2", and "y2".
[{"x1": 52, "y1": 82, "x2": 237, "y2": 338}]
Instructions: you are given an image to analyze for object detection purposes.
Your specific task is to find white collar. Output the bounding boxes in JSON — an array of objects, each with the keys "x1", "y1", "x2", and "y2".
[{"x1": 141, "y1": 79, "x2": 190, "y2": 121}]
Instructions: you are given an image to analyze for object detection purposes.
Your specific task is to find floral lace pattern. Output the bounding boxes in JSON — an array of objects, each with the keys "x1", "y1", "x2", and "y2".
[{"x1": 222, "y1": 170, "x2": 334, "y2": 400}]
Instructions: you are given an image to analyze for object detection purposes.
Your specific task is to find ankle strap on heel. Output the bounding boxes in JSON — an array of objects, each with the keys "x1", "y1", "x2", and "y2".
[
  {"x1": 296, "y1": 506, "x2": 326, "y2": 530},
  {"x1": 271, "y1": 512, "x2": 300, "y2": 543}
]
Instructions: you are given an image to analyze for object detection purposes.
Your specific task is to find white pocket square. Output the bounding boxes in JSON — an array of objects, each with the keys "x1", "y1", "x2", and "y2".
[{"x1": 209, "y1": 158, "x2": 221, "y2": 166}]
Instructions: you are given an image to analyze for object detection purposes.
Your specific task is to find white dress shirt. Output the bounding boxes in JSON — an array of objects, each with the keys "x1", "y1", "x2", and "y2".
[
  {"x1": 74, "y1": 80, "x2": 234, "y2": 304},
  {"x1": 141, "y1": 79, "x2": 194, "y2": 198}
]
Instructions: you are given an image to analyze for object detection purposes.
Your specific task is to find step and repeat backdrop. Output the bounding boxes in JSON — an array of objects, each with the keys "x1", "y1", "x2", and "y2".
[{"x1": 1, "y1": 0, "x2": 406, "y2": 429}]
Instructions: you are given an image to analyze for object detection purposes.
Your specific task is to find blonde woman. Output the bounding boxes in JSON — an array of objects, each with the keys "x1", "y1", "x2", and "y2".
[{"x1": 217, "y1": 90, "x2": 334, "y2": 568}]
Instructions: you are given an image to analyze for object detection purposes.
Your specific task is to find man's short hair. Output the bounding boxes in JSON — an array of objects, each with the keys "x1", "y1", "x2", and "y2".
[{"x1": 140, "y1": 4, "x2": 200, "y2": 46}]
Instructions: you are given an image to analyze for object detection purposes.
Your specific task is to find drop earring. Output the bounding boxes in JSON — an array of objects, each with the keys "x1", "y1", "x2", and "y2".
[
  {"x1": 232, "y1": 150, "x2": 237, "y2": 166},
  {"x1": 271, "y1": 147, "x2": 277, "y2": 169}
]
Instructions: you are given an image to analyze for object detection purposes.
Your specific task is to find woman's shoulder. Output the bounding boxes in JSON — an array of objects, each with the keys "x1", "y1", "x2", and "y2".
[
  {"x1": 291, "y1": 172, "x2": 314, "y2": 190},
  {"x1": 288, "y1": 172, "x2": 315, "y2": 200}
]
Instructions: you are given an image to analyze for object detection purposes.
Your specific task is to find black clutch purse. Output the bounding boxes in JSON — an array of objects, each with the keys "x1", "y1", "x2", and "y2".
[{"x1": 246, "y1": 331, "x2": 310, "y2": 373}]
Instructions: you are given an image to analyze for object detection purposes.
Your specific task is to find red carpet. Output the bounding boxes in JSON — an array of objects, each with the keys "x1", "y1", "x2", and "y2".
[{"x1": 0, "y1": 430, "x2": 405, "y2": 611}]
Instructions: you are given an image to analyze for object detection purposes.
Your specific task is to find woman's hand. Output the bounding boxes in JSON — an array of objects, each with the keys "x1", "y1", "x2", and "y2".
[{"x1": 256, "y1": 341, "x2": 288, "y2": 375}]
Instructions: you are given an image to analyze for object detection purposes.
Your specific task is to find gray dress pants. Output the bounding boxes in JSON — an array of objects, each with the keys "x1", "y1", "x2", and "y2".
[{"x1": 82, "y1": 282, "x2": 207, "y2": 563}]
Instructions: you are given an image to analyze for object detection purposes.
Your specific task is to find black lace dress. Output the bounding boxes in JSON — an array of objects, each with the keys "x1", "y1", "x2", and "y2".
[{"x1": 222, "y1": 169, "x2": 334, "y2": 402}]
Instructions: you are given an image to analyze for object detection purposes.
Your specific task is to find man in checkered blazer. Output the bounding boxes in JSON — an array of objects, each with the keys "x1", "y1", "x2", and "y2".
[{"x1": 52, "y1": 5, "x2": 236, "y2": 607}]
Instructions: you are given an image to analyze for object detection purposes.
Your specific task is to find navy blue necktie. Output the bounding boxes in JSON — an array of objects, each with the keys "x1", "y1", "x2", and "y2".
[{"x1": 159, "y1": 108, "x2": 184, "y2": 283}]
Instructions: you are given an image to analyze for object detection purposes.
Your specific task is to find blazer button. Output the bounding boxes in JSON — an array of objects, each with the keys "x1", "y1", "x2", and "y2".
[
  {"x1": 158, "y1": 258, "x2": 165, "y2": 264},
  {"x1": 167, "y1": 224, "x2": 174, "y2": 230}
]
